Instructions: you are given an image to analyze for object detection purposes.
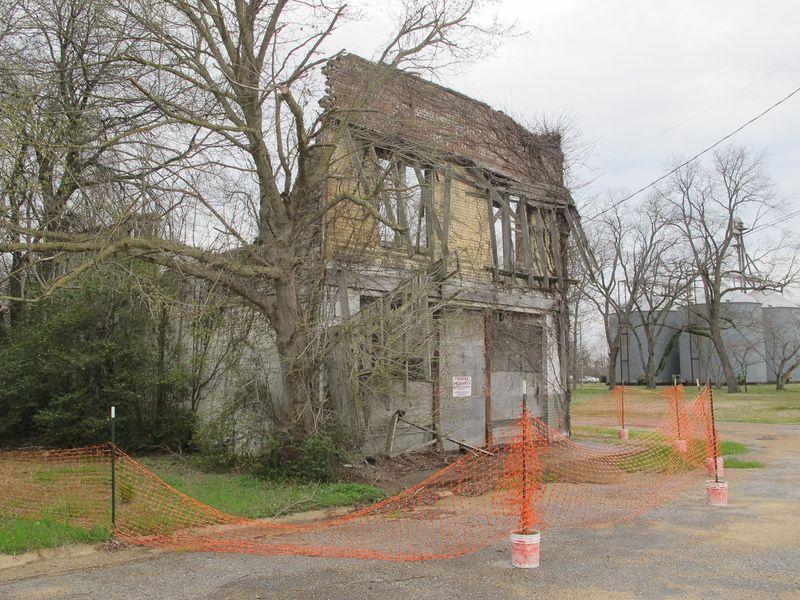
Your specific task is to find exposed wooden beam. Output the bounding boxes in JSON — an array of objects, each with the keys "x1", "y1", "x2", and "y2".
[
  {"x1": 367, "y1": 145, "x2": 399, "y2": 249},
  {"x1": 518, "y1": 202, "x2": 535, "y2": 286},
  {"x1": 548, "y1": 208, "x2": 564, "y2": 286},
  {"x1": 395, "y1": 163, "x2": 413, "y2": 255},
  {"x1": 342, "y1": 128, "x2": 371, "y2": 196},
  {"x1": 500, "y1": 196, "x2": 514, "y2": 272},
  {"x1": 533, "y1": 205, "x2": 551, "y2": 286},
  {"x1": 486, "y1": 193, "x2": 500, "y2": 281},
  {"x1": 337, "y1": 267, "x2": 351, "y2": 318},
  {"x1": 471, "y1": 168, "x2": 523, "y2": 225},
  {"x1": 565, "y1": 206, "x2": 599, "y2": 273}
]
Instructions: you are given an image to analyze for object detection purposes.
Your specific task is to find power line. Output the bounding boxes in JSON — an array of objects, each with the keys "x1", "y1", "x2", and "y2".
[
  {"x1": 601, "y1": 53, "x2": 800, "y2": 168},
  {"x1": 582, "y1": 83, "x2": 800, "y2": 222},
  {"x1": 748, "y1": 207, "x2": 800, "y2": 235}
]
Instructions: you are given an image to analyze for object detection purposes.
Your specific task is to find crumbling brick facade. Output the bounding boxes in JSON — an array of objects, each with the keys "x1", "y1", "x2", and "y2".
[{"x1": 320, "y1": 54, "x2": 577, "y2": 454}]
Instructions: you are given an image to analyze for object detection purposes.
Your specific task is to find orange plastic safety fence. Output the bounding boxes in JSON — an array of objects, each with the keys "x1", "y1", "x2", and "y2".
[
  {"x1": 1, "y1": 387, "x2": 720, "y2": 561},
  {"x1": 571, "y1": 384, "x2": 697, "y2": 430}
]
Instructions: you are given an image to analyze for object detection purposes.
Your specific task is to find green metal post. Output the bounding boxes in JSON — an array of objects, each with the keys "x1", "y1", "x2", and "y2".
[
  {"x1": 110, "y1": 406, "x2": 116, "y2": 529},
  {"x1": 708, "y1": 386, "x2": 720, "y2": 484}
]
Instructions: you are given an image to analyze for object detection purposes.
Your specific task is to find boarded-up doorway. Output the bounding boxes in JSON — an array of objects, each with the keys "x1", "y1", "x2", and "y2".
[{"x1": 486, "y1": 311, "x2": 546, "y2": 443}]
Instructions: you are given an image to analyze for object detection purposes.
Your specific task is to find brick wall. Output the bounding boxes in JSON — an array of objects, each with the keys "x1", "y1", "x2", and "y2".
[{"x1": 322, "y1": 54, "x2": 564, "y2": 187}]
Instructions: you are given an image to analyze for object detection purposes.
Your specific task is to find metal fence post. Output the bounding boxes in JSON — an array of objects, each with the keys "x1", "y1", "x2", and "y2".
[{"x1": 110, "y1": 405, "x2": 116, "y2": 530}]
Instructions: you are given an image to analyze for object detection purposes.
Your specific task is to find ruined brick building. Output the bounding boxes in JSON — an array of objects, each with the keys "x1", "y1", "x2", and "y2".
[{"x1": 317, "y1": 54, "x2": 580, "y2": 454}]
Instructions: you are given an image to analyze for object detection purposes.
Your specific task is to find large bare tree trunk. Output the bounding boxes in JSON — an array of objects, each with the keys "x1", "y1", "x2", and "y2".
[
  {"x1": 271, "y1": 273, "x2": 316, "y2": 431},
  {"x1": 607, "y1": 338, "x2": 619, "y2": 389},
  {"x1": 708, "y1": 314, "x2": 739, "y2": 392},
  {"x1": 643, "y1": 330, "x2": 656, "y2": 388},
  {"x1": 776, "y1": 373, "x2": 787, "y2": 391}
]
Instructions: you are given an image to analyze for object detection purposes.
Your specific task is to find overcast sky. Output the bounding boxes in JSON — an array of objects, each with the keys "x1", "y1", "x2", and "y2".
[{"x1": 334, "y1": 1, "x2": 800, "y2": 225}]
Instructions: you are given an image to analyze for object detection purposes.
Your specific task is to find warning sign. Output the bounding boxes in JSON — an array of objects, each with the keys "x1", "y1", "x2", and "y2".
[{"x1": 452, "y1": 376, "x2": 472, "y2": 397}]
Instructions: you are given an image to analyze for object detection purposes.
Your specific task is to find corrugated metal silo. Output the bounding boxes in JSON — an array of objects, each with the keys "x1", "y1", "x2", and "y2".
[
  {"x1": 753, "y1": 291, "x2": 800, "y2": 383},
  {"x1": 614, "y1": 309, "x2": 682, "y2": 384},
  {"x1": 679, "y1": 291, "x2": 767, "y2": 384}
]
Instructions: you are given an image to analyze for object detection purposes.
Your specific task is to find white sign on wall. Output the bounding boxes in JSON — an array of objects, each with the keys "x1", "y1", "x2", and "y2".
[{"x1": 452, "y1": 375, "x2": 472, "y2": 397}]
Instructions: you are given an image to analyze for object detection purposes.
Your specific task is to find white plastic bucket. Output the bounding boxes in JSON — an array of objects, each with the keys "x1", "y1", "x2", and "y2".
[
  {"x1": 510, "y1": 531, "x2": 541, "y2": 568},
  {"x1": 618, "y1": 428, "x2": 629, "y2": 440},
  {"x1": 706, "y1": 479, "x2": 728, "y2": 507}
]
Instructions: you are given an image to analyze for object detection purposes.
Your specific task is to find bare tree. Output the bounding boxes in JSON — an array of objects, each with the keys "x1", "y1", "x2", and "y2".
[
  {"x1": 0, "y1": 0, "x2": 508, "y2": 432},
  {"x1": 629, "y1": 234, "x2": 692, "y2": 388},
  {"x1": 0, "y1": 0, "x2": 188, "y2": 323},
  {"x1": 582, "y1": 194, "x2": 670, "y2": 388},
  {"x1": 664, "y1": 146, "x2": 799, "y2": 393},
  {"x1": 565, "y1": 240, "x2": 590, "y2": 386}
]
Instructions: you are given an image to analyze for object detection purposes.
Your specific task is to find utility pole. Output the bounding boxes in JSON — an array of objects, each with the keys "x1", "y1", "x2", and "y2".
[{"x1": 732, "y1": 218, "x2": 749, "y2": 290}]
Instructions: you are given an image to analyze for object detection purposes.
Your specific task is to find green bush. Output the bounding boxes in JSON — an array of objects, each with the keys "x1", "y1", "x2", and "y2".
[
  {"x1": 196, "y1": 423, "x2": 347, "y2": 483},
  {"x1": 0, "y1": 264, "x2": 194, "y2": 451},
  {"x1": 234, "y1": 432, "x2": 340, "y2": 482},
  {"x1": 292, "y1": 434, "x2": 339, "y2": 482}
]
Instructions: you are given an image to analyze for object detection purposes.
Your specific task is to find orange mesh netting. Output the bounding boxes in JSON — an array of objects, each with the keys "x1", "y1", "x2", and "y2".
[{"x1": 0, "y1": 386, "x2": 722, "y2": 561}]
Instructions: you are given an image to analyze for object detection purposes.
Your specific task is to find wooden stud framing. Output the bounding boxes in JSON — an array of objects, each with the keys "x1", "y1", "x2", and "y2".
[
  {"x1": 441, "y1": 172, "x2": 452, "y2": 269},
  {"x1": 343, "y1": 129, "x2": 371, "y2": 196},
  {"x1": 518, "y1": 201, "x2": 535, "y2": 285},
  {"x1": 533, "y1": 206, "x2": 551, "y2": 286},
  {"x1": 500, "y1": 197, "x2": 514, "y2": 273},
  {"x1": 548, "y1": 208, "x2": 564, "y2": 287},
  {"x1": 485, "y1": 192, "x2": 500, "y2": 281},
  {"x1": 337, "y1": 268, "x2": 351, "y2": 319},
  {"x1": 565, "y1": 206, "x2": 599, "y2": 273}
]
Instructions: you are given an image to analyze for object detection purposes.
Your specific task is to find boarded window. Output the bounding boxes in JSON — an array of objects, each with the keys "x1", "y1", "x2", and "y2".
[
  {"x1": 491, "y1": 312, "x2": 544, "y2": 373},
  {"x1": 358, "y1": 294, "x2": 431, "y2": 382}
]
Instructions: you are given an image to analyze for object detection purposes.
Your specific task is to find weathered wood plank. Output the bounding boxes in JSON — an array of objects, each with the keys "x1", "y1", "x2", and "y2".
[
  {"x1": 533, "y1": 205, "x2": 551, "y2": 285},
  {"x1": 518, "y1": 201, "x2": 535, "y2": 285},
  {"x1": 337, "y1": 267, "x2": 351, "y2": 318}
]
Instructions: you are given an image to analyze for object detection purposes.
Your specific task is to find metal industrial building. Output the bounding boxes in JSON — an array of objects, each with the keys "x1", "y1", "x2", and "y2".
[{"x1": 614, "y1": 289, "x2": 800, "y2": 385}]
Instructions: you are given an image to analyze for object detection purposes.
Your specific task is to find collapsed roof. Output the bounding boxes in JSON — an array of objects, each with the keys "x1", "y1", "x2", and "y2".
[{"x1": 321, "y1": 54, "x2": 564, "y2": 190}]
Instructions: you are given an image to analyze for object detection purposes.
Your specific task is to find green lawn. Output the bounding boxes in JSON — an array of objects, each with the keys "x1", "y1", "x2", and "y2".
[
  {"x1": 704, "y1": 384, "x2": 800, "y2": 424},
  {"x1": 0, "y1": 517, "x2": 110, "y2": 555},
  {"x1": 572, "y1": 386, "x2": 775, "y2": 470},
  {"x1": 573, "y1": 382, "x2": 800, "y2": 424},
  {"x1": 724, "y1": 457, "x2": 765, "y2": 469},
  {"x1": 139, "y1": 456, "x2": 386, "y2": 519},
  {"x1": 720, "y1": 440, "x2": 748, "y2": 455},
  {"x1": 571, "y1": 425, "x2": 664, "y2": 442},
  {"x1": 0, "y1": 455, "x2": 386, "y2": 555}
]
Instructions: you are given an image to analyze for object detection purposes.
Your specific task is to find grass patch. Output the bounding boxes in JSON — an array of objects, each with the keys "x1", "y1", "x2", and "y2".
[
  {"x1": 720, "y1": 440, "x2": 749, "y2": 455},
  {"x1": 139, "y1": 456, "x2": 386, "y2": 518},
  {"x1": 718, "y1": 440, "x2": 764, "y2": 468},
  {"x1": 724, "y1": 457, "x2": 764, "y2": 469},
  {"x1": 612, "y1": 443, "x2": 695, "y2": 473},
  {"x1": 572, "y1": 425, "x2": 663, "y2": 443},
  {"x1": 0, "y1": 517, "x2": 109, "y2": 555},
  {"x1": 572, "y1": 383, "x2": 800, "y2": 425}
]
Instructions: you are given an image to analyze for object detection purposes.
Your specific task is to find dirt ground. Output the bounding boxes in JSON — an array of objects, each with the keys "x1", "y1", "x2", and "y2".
[{"x1": 1, "y1": 421, "x2": 798, "y2": 600}]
